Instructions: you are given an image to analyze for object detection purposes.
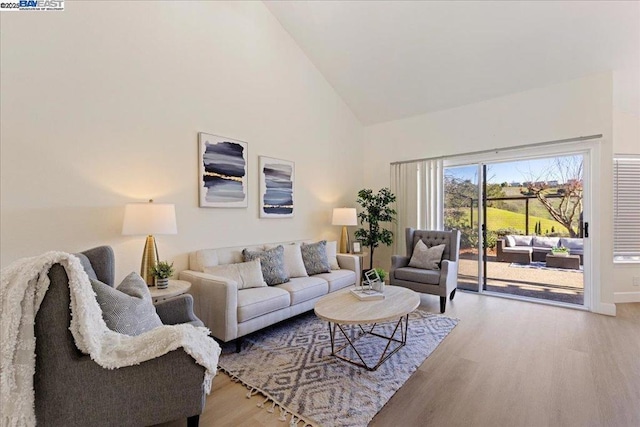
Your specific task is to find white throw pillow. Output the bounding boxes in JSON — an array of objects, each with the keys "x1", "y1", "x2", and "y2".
[
  {"x1": 505, "y1": 235, "x2": 516, "y2": 247},
  {"x1": 408, "y1": 240, "x2": 446, "y2": 270},
  {"x1": 204, "y1": 259, "x2": 267, "y2": 289},
  {"x1": 325, "y1": 241, "x2": 340, "y2": 270},
  {"x1": 266, "y1": 243, "x2": 308, "y2": 278}
]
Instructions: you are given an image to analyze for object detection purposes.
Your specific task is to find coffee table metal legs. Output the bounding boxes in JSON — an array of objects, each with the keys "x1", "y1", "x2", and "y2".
[{"x1": 327, "y1": 314, "x2": 409, "y2": 371}]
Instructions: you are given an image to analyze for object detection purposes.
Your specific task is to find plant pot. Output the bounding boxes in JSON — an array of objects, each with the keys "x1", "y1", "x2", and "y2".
[
  {"x1": 552, "y1": 252, "x2": 569, "y2": 257},
  {"x1": 155, "y1": 277, "x2": 169, "y2": 289},
  {"x1": 372, "y1": 280, "x2": 385, "y2": 293}
]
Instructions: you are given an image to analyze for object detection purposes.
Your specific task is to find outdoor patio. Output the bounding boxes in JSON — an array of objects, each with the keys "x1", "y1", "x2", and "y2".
[{"x1": 457, "y1": 255, "x2": 584, "y2": 305}]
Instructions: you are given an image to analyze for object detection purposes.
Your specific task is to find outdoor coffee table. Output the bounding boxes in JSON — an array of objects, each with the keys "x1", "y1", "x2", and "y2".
[
  {"x1": 546, "y1": 253, "x2": 581, "y2": 270},
  {"x1": 314, "y1": 286, "x2": 420, "y2": 371}
]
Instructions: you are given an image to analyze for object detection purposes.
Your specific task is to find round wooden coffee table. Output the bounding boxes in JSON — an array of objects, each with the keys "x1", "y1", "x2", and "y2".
[{"x1": 314, "y1": 286, "x2": 420, "y2": 371}]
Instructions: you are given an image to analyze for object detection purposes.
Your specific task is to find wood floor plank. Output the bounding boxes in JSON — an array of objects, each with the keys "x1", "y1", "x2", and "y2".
[{"x1": 159, "y1": 295, "x2": 640, "y2": 427}]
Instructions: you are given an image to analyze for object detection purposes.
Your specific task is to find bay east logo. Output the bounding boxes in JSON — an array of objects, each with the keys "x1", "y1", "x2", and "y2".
[
  {"x1": 20, "y1": 0, "x2": 63, "y2": 9},
  {"x1": 0, "y1": 0, "x2": 64, "y2": 11}
]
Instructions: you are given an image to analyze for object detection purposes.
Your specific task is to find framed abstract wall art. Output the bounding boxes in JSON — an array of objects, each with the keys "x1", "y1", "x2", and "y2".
[
  {"x1": 199, "y1": 133, "x2": 248, "y2": 208},
  {"x1": 259, "y1": 156, "x2": 294, "y2": 218}
]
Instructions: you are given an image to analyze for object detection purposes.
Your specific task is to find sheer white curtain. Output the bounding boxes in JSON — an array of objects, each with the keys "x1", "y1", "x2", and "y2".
[
  {"x1": 391, "y1": 162, "x2": 419, "y2": 255},
  {"x1": 391, "y1": 159, "x2": 444, "y2": 255},
  {"x1": 418, "y1": 159, "x2": 444, "y2": 230}
]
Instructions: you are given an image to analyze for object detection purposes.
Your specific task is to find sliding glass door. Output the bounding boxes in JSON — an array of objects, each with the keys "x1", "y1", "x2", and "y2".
[
  {"x1": 443, "y1": 164, "x2": 482, "y2": 292},
  {"x1": 444, "y1": 152, "x2": 588, "y2": 307}
]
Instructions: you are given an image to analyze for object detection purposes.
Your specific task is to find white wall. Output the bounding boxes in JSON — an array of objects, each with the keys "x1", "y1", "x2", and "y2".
[
  {"x1": 612, "y1": 110, "x2": 640, "y2": 302},
  {"x1": 0, "y1": 1, "x2": 364, "y2": 280},
  {"x1": 362, "y1": 73, "x2": 620, "y2": 313}
]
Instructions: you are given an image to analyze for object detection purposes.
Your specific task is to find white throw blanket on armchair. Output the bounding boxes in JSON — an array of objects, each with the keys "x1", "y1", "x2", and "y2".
[{"x1": 0, "y1": 251, "x2": 221, "y2": 427}]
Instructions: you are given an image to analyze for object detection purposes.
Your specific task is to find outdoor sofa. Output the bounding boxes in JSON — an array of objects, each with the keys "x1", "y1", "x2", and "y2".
[{"x1": 496, "y1": 235, "x2": 584, "y2": 264}]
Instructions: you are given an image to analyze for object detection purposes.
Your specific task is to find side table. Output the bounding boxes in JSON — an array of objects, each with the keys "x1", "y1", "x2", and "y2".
[
  {"x1": 545, "y1": 253, "x2": 581, "y2": 270},
  {"x1": 149, "y1": 279, "x2": 191, "y2": 304}
]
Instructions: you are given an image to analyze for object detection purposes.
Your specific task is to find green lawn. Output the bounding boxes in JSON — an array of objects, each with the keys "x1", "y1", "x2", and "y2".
[{"x1": 447, "y1": 207, "x2": 572, "y2": 236}]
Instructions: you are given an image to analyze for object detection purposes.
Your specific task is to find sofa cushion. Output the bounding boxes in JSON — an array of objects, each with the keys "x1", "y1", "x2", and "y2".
[
  {"x1": 394, "y1": 267, "x2": 441, "y2": 285},
  {"x1": 91, "y1": 272, "x2": 162, "y2": 336},
  {"x1": 512, "y1": 235, "x2": 533, "y2": 246},
  {"x1": 275, "y1": 276, "x2": 328, "y2": 305},
  {"x1": 237, "y1": 286, "x2": 291, "y2": 323},
  {"x1": 505, "y1": 235, "x2": 516, "y2": 247},
  {"x1": 266, "y1": 243, "x2": 308, "y2": 278},
  {"x1": 313, "y1": 269, "x2": 356, "y2": 292},
  {"x1": 203, "y1": 259, "x2": 267, "y2": 290},
  {"x1": 409, "y1": 241, "x2": 445, "y2": 270},
  {"x1": 325, "y1": 241, "x2": 340, "y2": 270},
  {"x1": 560, "y1": 238, "x2": 584, "y2": 251},
  {"x1": 301, "y1": 241, "x2": 331, "y2": 275},
  {"x1": 243, "y1": 245, "x2": 289, "y2": 286},
  {"x1": 190, "y1": 249, "x2": 219, "y2": 272},
  {"x1": 502, "y1": 246, "x2": 533, "y2": 254},
  {"x1": 532, "y1": 236, "x2": 559, "y2": 248}
]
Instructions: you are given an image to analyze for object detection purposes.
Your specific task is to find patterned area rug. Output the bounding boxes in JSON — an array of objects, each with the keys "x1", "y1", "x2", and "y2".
[{"x1": 218, "y1": 310, "x2": 458, "y2": 427}]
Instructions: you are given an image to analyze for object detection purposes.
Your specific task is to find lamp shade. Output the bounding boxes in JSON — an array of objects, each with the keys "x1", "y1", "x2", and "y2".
[
  {"x1": 122, "y1": 201, "x2": 177, "y2": 235},
  {"x1": 332, "y1": 208, "x2": 357, "y2": 226}
]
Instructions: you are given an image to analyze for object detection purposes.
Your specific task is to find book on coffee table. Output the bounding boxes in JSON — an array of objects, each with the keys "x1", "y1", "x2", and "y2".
[{"x1": 350, "y1": 288, "x2": 385, "y2": 301}]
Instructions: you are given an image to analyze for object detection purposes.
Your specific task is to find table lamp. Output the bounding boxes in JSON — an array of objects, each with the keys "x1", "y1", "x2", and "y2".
[
  {"x1": 122, "y1": 200, "x2": 177, "y2": 286},
  {"x1": 332, "y1": 207, "x2": 357, "y2": 253}
]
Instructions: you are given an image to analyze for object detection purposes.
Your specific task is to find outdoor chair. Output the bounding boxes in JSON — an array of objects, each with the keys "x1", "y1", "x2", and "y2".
[{"x1": 390, "y1": 228, "x2": 461, "y2": 313}]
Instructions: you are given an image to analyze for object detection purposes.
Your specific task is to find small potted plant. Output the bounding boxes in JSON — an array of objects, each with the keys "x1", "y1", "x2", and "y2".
[
  {"x1": 373, "y1": 267, "x2": 387, "y2": 283},
  {"x1": 151, "y1": 261, "x2": 174, "y2": 289},
  {"x1": 551, "y1": 246, "x2": 570, "y2": 257}
]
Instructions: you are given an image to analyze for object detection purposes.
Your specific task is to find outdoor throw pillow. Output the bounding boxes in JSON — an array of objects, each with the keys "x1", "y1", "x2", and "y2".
[
  {"x1": 408, "y1": 240, "x2": 446, "y2": 270},
  {"x1": 243, "y1": 245, "x2": 289, "y2": 286},
  {"x1": 204, "y1": 259, "x2": 267, "y2": 289},
  {"x1": 90, "y1": 272, "x2": 163, "y2": 336},
  {"x1": 505, "y1": 235, "x2": 516, "y2": 247},
  {"x1": 512, "y1": 235, "x2": 533, "y2": 246},
  {"x1": 266, "y1": 243, "x2": 308, "y2": 278},
  {"x1": 301, "y1": 240, "x2": 332, "y2": 275},
  {"x1": 325, "y1": 240, "x2": 340, "y2": 270}
]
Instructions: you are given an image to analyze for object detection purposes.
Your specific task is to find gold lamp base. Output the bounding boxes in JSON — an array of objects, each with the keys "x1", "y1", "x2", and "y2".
[
  {"x1": 339, "y1": 226, "x2": 350, "y2": 254},
  {"x1": 140, "y1": 235, "x2": 159, "y2": 286}
]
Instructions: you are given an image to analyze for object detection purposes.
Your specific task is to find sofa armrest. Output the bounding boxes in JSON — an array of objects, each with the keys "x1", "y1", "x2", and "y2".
[
  {"x1": 439, "y1": 259, "x2": 459, "y2": 293},
  {"x1": 336, "y1": 254, "x2": 361, "y2": 285},
  {"x1": 179, "y1": 270, "x2": 239, "y2": 342},
  {"x1": 391, "y1": 255, "x2": 410, "y2": 270},
  {"x1": 155, "y1": 294, "x2": 204, "y2": 327}
]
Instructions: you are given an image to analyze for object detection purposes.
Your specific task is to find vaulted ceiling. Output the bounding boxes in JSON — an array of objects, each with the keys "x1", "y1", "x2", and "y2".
[{"x1": 265, "y1": 1, "x2": 640, "y2": 125}]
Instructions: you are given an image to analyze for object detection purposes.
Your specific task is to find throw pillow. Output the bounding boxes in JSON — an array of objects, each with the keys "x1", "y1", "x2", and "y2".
[
  {"x1": 505, "y1": 235, "x2": 516, "y2": 247},
  {"x1": 512, "y1": 235, "x2": 533, "y2": 246},
  {"x1": 325, "y1": 241, "x2": 340, "y2": 270},
  {"x1": 203, "y1": 259, "x2": 267, "y2": 289},
  {"x1": 266, "y1": 243, "x2": 308, "y2": 278},
  {"x1": 300, "y1": 240, "x2": 331, "y2": 275},
  {"x1": 408, "y1": 240, "x2": 446, "y2": 270},
  {"x1": 91, "y1": 272, "x2": 163, "y2": 336},
  {"x1": 242, "y1": 245, "x2": 289, "y2": 286}
]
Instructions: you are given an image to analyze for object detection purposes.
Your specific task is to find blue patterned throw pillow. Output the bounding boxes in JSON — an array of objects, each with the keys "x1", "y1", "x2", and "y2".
[
  {"x1": 301, "y1": 241, "x2": 331, "y2": 275},
  {"x1": 242, "y1": 245, "x2": 289, "y2": 286}
]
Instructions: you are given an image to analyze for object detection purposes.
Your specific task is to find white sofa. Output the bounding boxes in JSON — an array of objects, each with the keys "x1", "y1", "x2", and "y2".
[{"x1": 179, "y1": 241, "x2": 361, "y2": 344}]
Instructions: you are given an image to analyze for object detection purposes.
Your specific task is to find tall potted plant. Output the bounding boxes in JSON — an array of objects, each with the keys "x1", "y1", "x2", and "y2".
[{"x1": 354, "y1": 188, "x2": 397, "y2": 269}]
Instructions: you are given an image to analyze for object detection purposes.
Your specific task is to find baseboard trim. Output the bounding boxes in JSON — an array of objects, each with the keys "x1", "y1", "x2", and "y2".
[
  {"x1": 592, "y1": 302, "x2": 617, "y2": 316},
  {"x1": 614, "y1": 292, "x2": 640, "y2": 304}
]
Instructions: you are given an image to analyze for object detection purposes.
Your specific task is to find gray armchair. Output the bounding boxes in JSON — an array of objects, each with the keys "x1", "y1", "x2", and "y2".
[
  {"x1": 34, "y1": 246, "x2": 207, "y2": 427},
  {"x1": 390, "y1": 228, "x2": 461, "y2": 313}
]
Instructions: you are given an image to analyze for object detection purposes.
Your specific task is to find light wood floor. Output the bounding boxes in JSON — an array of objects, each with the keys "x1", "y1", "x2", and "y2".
[{"x1": 166, "y1": 293, "x2": 640, "y2": 427}]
